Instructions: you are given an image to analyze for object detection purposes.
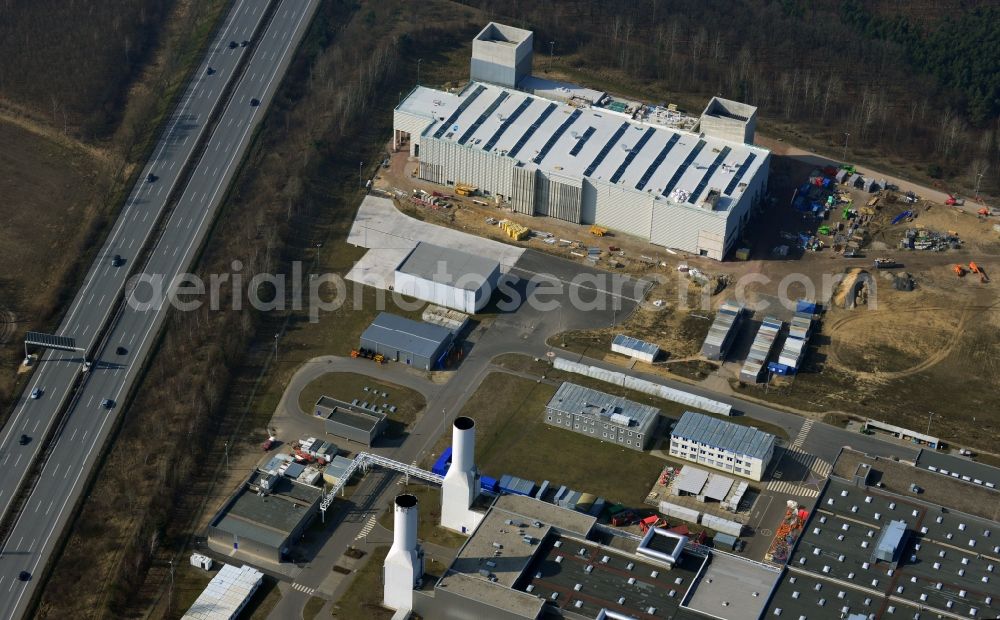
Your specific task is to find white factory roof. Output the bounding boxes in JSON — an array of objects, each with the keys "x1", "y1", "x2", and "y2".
[
  {"x1": 182, "y1": 564, "x2": 263, "y2": 620},
  {"x1": 396, "y1": 242, "x2": 499, "y2": 290},
  {"x1": 399, "y1": 81, "x2": 768, "y2": 213}
]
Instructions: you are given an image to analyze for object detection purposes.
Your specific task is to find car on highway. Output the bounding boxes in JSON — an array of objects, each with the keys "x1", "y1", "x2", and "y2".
[
  {"x1": 101, "y1": 399, "x2": 115, "y2": 409},
  {"x1": 116, "y1": 346, "x2": 128, "y2": 355},
  {"x1": 206, "y1": 66, "x2": 216, "y2": 75},
  {"x1": 112, "y1": 254, "x2": 125, "y2": 267},
  {"x1": 241, "y1": 39, "x2": 250, "y2": 47},
  {"x1": 82, "y1": 360, "x2": 92, "y2": 372},
  {"x1": 18, "y1": 571, "x2": 30, "y2": 582},
  {"x1": 19, "y1": 435, "x2": 30, "y2": 446},
  {"x1": 228, "y1": 40, "x2": 238, "y2": 49},
  {"x1": 250, "y1": 98, "x2": 260, "y2": 107},
  {"x1": 30, "y1": 388, "x2": 42, "y2": 399},
  {"x1": 146, "y1": 173, "x2": 158, "y2": 183}
]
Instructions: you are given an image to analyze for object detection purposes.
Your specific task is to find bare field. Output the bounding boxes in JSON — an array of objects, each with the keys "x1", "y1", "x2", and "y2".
[{"x1": 0, "y1": 121, "x2": 106, "y2": 407}]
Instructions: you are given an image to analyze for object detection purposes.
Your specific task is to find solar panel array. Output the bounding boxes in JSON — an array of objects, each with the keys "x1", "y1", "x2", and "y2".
[
  {"x1": 569, "y1": 126, "x2": 596, "y2": 156},
  {"x1": 507, "y1": 102, "x2": 557, "y2": 159},
  {"x1": 482, "y1": 98, "x2": 533, "y2": 152},
  {"x1": 533, "y1": 109, "x2": 582, "y2": 164},
  {"x1": 432, "y1": 84, "x2": 486, "y2": 139},
  {"x1": 724, "y1": 153, "x2": 757, "y2": 195},
  {"x1": 458, "y1": 92, "x2": 509, "y2": 145},
  {"x1": 661, "y1": 139, "x2": 706, "y2": 197},
  {"x1": 583, "y1": 122, "x2": 630, "y2": 178},
  {"x1": 688, "y1": 146, "x2": 732, "y2": 204},
  {"x1": 635, "y1": 134, "x2": 680, "y2": 191},
  {"x1": 609, "y1": 127, "x2": 656, "y2": 184}
]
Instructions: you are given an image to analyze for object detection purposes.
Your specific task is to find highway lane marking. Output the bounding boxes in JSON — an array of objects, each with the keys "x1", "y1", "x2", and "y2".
[
  {"x1": 64, "y1": 467, "x2": 70, "y2": 479},
  {"x1": 82, "y1": 324, "x2": 90, "y2": 336},
  {"x1": 87, "y1": 294, "x2": 94, "y2": 304},
  {"x1": 31, "y1": 421, "x2": 39, "y2": 433},
  {"x1": 70, "y1": 428, "x2": 78, "y2": 441},
  {"x1": 187, "y1": 217, "x2": 194, "y2": 229},
  {"x1": 2, "y1": 455, "x2": 8, "y2": 466},
  {"x1": 157, "y1": 186, "x2": 164, "y2": 196},
  {"x1": 169, "y1": 161, "x2": 176, "y2": 171},
  {"x1": 129, "y1": 238, "x2": 135, "y2": 249},
  {"x1": 87, "y1": 396, "x2": 94, "y2": 407},
  {"x1": 213, "y1": 167, "x2": 220, "y2": 177},
  {"x1": 251, "y1": 72, "x2": 256, "y2": 81},
  {"x1": 99, "y1": 295, "x2": 106, "y2": 306},
  {"x1": 50, "y1": 464, "x2": 59, "y2": 478},
  {"x1": 82, "y1": 430, "x2": 88, "y2": 441},
  {"x1": 143, "y1": 211, "x2": 149, "y2": 223},
  {"x1": 13, "y1": 455, "x2": 20, "y2": 468},
  {"x1": 173, "y1": 246, "x2": 180, "y2": 257},
  {"x1": 34, "y1": 500, "x2": 40, "y2": 514}
]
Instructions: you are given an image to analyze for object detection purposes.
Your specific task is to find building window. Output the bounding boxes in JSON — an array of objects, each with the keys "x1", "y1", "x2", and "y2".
[{"x1": 547, "y1": 416, "x2": 552, "y2": 421}]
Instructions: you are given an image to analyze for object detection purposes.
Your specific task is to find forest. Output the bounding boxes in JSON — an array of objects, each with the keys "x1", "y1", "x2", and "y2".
[{"x1": 465, "y1": 0, "x2": 1000, "y2": 194}]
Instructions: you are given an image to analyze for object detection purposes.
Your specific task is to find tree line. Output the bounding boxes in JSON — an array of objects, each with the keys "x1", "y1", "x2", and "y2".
[{"x1": 466, "y1": 0, "x2": 999, "y2": 194}]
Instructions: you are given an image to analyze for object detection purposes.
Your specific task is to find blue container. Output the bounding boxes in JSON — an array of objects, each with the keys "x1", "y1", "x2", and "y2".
[
  {"x1": 480, "y1": 475, "x2": 498, "y2": 493},
  {"x1": 795, "y1": 300, "x2": 819, "y2": 314},
  {"x1": 432, "y1": 447, "x2": 452, "y2": 476},
  {"x1": 768, "y1": 362, "x2": 792, "y2": 376}
]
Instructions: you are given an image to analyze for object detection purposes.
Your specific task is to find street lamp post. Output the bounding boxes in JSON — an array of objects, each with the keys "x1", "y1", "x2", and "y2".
[
  {"x1": 273, "y1": 333, "x2": 279, "y2": 361},
  {"x1": 842, "y1": 132, "x2": 850, "y2": 163},
  {"x1": 975, "y1": 171, "x2": 985, "y2": 201},
  {"x1": 926, "y1": 411, "x2": 935, "y2": 436},
  {"x1": 416, "y1": 58, "x2": 422, "y2": 87},
  {"x1": 359, "y1": 161, "x2": 364, "y2": 187}
]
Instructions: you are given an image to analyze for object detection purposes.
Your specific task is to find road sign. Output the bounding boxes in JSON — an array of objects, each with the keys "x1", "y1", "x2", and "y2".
[{"x1": 25, "y1": 332, "x2": 80, "y2": 352}]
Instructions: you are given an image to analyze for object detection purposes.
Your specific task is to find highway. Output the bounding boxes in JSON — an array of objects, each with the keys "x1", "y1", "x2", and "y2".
[
  {"x1": 0, "y1": 0, "x2": 272, "y2": 527},
  {"x1": 0, "y1": 0, "x2": 320, "y2": 616}
]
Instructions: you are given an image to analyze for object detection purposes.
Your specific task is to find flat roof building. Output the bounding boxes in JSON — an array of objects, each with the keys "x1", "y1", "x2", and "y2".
[
  {"x1": 182, "y1": 564, "x2": 264, "y2": 620},
  {"x1": 314, "y1": 396, "x2": 387, "y2": 447},
  {"x1": 393, "y1": 24, "x2": 770, "y2": 261},
  {"x1": 544, "y1": 382, "x2": 660, "y2": 450},
  {"x1": 206, "y1": 470, "x2": 322, "y2": 564},
  {"x1": 394, "y1": 242, "x2": 501, "y2": 314},
  {"x1": 764, "y1": 449, "x2": 1000, "y2": 620},
  {"x1": 669, "y1": 411, "x2": 776, "y2": 481},
  {"x1": 360, "y1": 312, "x2": 454, "y2": 370},
  {"x1": 412, "y1": 493, "x2": 721, "y2": 619}
]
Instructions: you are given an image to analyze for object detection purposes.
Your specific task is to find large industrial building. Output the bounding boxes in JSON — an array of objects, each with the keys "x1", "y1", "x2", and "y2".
[
  {"x1": 763, "y1": 448, "x2": 1000, "y2": 620},
  {"x1": 394, "y1": 242, "x2": 501, "y2": 314},
  {"x1": 669, "y1": 411, "x2": 776, "y2": 481},
  {"x1": 393, "y1": 23, "x2": 770, "y2": 260},
  {"x1": 544, "y1": 382, "x2": 660, "y2": 450}
]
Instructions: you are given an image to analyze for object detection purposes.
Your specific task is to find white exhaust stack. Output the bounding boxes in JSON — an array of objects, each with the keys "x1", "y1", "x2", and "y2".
[
  {"x1": 441, "y1": 416, "x2": 482, "y2": 533},
  {"x1": 383, "y1": 494, "x2": 424, "y2": 612}
]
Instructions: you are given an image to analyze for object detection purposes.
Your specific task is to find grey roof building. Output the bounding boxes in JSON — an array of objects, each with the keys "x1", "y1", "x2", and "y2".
[
  {"x1": 359, "y1": 312, "x2": 454, "y2": 370},
  {"x1": 544, "y1": 382, "x2": 659, "y2": 450},
  {"x1": 206, "y1": 470, "x2": 322, "y2": 564},
  {"x1": 394, "y1": 243, "x2": 501, "y2": 314},
  {"x1": 314, "y1": 396, "x2": 387, "y2": 447},
  {"x1": 669, "y1": 411, "x2": 776, "y2": 481}
]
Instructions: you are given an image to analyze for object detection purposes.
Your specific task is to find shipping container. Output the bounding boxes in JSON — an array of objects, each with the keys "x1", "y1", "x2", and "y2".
[
  {"x1": 739, "y1": 316, "x2": 783, "y2": 383},
  {"x1": 701, "y1": 301, "x2": 745, "y2": 360},
  {"x1": 658, "y1": 500, "x2": 701, "y2": 524},
  {"x1": 700, "y1": 513, "x2": 744, "y2": 537}
]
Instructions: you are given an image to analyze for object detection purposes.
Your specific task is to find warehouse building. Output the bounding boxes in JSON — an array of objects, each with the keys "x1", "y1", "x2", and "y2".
[
  {"x1": 544, "y1": 382, "x2": 659, "y2": 450},
  {"x1": 392, "y1": 24, "x2": 770, "y2": 260},
  {"x1": 359, "y1": 312, "x2": 454, "y2": 370},
  {"x1": 394, "y1": 242, "x2": 501, "y2": 314},
  {"x1": 314, "y1": 396, "x2": 386, "y2": 447},
  {"x1": 764, "y1": 449, "x2": 1000, "y2": 620},
  {"x1": 206, "y1": 470, "x2": 322, "y2": 564},
  {"x1": 669, "y1": 411, "x2": 776, "y2": 481},
  {"x1": 611, "y1": 333, "x2": 660, "y2": 363}
]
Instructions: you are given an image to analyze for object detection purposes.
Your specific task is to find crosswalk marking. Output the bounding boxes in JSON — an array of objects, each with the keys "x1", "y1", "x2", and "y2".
[
  {"x1": 790, "y1": 419, "x2": 814, "y2": 450},
  {"x1": 765, "y1": 448, "x2": 831, "y2": 498},
  {"x1": 291, "y1": 582, "x2": 316, "y2": 595},
  {"x1": 354, "y1": 514, "x2": 377, "y2": 541}
]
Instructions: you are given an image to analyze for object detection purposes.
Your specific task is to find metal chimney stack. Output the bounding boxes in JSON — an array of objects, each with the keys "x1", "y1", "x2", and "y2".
[
  {"x1": 441, "y1": 416, "x2": 481, "y2": 533},
  {"x1": 383, "y1": 494, "x2": 423, "y2": 612}
]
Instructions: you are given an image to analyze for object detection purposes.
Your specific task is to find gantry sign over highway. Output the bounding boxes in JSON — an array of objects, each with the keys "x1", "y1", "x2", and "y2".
[{"x1": 24, "y1": 332, "x2": 81, "y2": 352}]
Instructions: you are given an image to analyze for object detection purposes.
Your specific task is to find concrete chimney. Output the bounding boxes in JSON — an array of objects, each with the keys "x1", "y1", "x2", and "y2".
[
  {"x1": 383, "y1": 494, "x2": 424, "y2": 612},
  {"x1": 441, "y1": 416, "x2": 481, "y2": 533}
]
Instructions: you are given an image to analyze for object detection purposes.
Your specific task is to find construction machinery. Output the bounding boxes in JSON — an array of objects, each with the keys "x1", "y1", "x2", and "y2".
[
  {"x1": 873, "y1": 257, "x2": 899, "y2": 269},
  {"x1": 639, "y1": 515, "x2": 667, "y2": 534},
  {"x1": 969, "y1": 261, "x2": 990, "y2": 283},
  {"x1": 978, "y1": 207, "x2": 991, "y2": 217},
  {"x1": 455, "y1": 183, "x2": 477, "y2": 197},
  {"x1": 589, "y1": 224, "x2": 608, "y2": 237},
  {"x1": 945, "y1": 194, "x2": 965, "y2": 206},
  {"x1": 953, "y1": 264, "x2": 966, "y2": 277}
]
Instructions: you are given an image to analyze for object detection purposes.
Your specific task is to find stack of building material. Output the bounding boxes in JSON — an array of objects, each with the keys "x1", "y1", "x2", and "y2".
[
  {"x1": 739, "y1": 316, "x2": 782, "y2": 383},
  {"x1": 770, "y1": 300, "x2": 818, "y2": 375},
  {"x1": 700, "y1": 300, "x2": 744, "y2": 361}
]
